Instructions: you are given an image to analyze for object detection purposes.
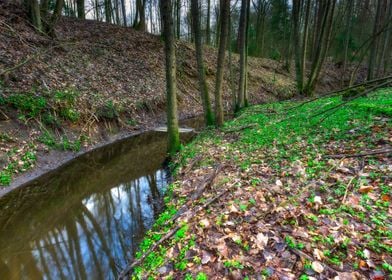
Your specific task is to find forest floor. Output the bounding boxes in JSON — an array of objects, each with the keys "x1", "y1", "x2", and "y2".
[{"x1": 127, "y1": 89, "x2": 392, "y2": 280}]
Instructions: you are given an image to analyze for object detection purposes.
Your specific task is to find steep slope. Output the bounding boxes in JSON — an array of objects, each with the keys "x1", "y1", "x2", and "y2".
[{"x1": 0, "y1": 1, "x2": 295, "y2": 189}]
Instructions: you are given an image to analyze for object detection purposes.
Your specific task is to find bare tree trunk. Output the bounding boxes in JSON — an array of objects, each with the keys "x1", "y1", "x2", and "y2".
[
  {"x1": 381, "y1": 1, "x2": 392, "y2": 75},
  {"x1": 342, "y1": 0, "x2": 354, "y2": 84},
  {"x1": 94, "y1": 0, "x2": 100, "y2": 21},
  {"x1": 134, "y1": 0, "x2": 147, "y2": 30},
  {"x1": 176, "y1": 0, "x2": 181, "y2": 38},
  {"x1": 206, "y1": 0, "x2": 211, "y2": 45},
  {"x1": 191, "y1": 0, "x2": 215, "y2": 125},
  {"x1": 304, "y1": 0, "x2": 336, "y2": 96},
  {"x1": 47, "y1": 0, "x2": 64, "y2": 37},
  {"x1": 292, "y1": 0, "x2": 303, "y2": 92},
  {"x1": 160, "y1": 0, "x2": 180, "y2": 154},
  {"x1": 28, "y1": 0, "x2": 43, "y2": 32},
  {"x1": 236, "y1": 0, "x2": 249, "y2": 111},
  {"x1": 214, "y1": 0, "x2": 229, "y2": 126},
  {"x1": 244, "y1": 0, "x2": 250, "y2": 106},
  {"x1": 121, "y1": 0, "x2": 127, "y2": 26},
  {"x1": 300, "y1": 0, "x2": 311, "y2": 90},
  {"x1": 367, "y1": 0, "x2": 383, "y2": 80},
  {"x1": 113, "y1": 0, "x2": 120, "y2": 24},
  {"x1": 105, "y1": 0, "x2": 112, "y2": 23},
  {"x1": 40, "y1": 0, "x2": 49, "y2": 21},
  {"x1": 76, "y1": 0, "x2": 85, "y2": 19}
]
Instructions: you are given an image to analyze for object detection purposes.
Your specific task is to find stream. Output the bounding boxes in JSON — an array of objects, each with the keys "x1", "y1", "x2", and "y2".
[{"x1": 0, "y1": 121, "x2": 200, "y2": 280}]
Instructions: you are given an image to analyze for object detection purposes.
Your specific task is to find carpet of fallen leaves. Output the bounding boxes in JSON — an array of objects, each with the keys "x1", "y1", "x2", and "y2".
[{"x1": 129, "y1": 90, "x2": 391, "y2": 280}]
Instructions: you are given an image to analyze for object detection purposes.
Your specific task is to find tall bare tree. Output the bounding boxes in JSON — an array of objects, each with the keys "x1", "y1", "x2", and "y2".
[
  {"x1": 76, "y1": 0, "x2": 85, "y2": 19},
  {"x1": 236, "y1": 0, "x2": 250, "y2": 110},
  {"x1": 160, "y1": 0, "x2": 180, "y2": 154},
  {"x1": 214, "y1": 0, "x2": 230, "y2": 126},
  {"x1": 191, "y1": 0, "x2": 214, "y2": 125}
]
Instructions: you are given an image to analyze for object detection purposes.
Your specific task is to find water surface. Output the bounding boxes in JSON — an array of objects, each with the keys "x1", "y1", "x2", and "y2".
[{"x1": 0, "y1": 130, "x2": 193, "y2": 279}]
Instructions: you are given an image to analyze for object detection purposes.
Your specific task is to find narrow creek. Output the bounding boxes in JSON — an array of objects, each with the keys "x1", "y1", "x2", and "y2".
[{"x1": 0, "y1": 119, "x2": 201, "y2": 280}]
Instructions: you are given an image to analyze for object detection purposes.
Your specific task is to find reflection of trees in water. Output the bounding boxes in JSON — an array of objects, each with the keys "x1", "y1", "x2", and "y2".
[{"x1": 0, "y1": 170, "x2": 167, "y2": 280}]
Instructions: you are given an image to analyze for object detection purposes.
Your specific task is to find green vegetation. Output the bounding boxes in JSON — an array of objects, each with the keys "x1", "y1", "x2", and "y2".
[
  {"x1": 130, "y1": 89, "x2": 391, "y2": 279},
  {"x1": 0, "y1": 147, "x2": 37, "y2": 186}
]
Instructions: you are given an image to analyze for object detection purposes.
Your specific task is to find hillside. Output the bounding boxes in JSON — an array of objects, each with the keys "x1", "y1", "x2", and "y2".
[{"x1": 0, "y1": 1, "x2": 299, "y2": 189}]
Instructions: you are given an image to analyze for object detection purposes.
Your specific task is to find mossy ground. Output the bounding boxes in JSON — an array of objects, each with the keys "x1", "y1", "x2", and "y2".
[{"x1": 129, "y1": 89, "x2": 391, "y2": 279}]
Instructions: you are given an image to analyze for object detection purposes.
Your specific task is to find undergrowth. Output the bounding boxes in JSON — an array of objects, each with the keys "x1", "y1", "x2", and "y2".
[{"x1": 131, "y1": 88, "x2": 391, "y2": 279}]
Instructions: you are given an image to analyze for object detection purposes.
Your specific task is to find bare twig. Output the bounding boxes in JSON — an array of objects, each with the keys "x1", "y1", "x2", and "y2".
[
  {"x1": 0, "y1": 108, "x2": 9, "y2": 120},
  {"x1": 324, "y1": 148, "x2": 392, "y2": 159},
  {"x1": 290, "y1": 248, "x2": 343, "y2": 273},
  {"x1": 342, "y1": 176, "x2": 357, "y2": 203}
]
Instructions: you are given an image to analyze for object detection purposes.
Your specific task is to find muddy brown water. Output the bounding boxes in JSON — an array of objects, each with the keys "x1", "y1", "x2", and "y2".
[{"x1": 0, "y1": 122, "x2": 199, "y2": 280}]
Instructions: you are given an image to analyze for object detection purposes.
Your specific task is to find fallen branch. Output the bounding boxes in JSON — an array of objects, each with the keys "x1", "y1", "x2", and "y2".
[
  {"x1": 286, "y1": 75, "x2": 392, "y2": 112},
  {"x1": 0, "y1": 108, "x2": 9, "y2": 120},
  {"x1": 180, "y1": 155, "x2": 203, "y2": 175},
  {"x1": 311, "y1": 79, "x2": 392, "y2": 121},
  {"x1": 324, "y1": 148, "x2": 392, "y2": 159},
  {"x1": 191, "y1": 164, "x2": 224, "y2": 200},
  {"x1": 118, "y1": 184, "x2": 233, "y2": 279},
  {"x1": 117, "y1": 225, "x2": 181, "y2": 279},
  {"x1": 290, "y1": 248, "x2": 343, "y2": 273},
  {"x1": 165, "y1": 164, "x2": 224, "y2": 225}
]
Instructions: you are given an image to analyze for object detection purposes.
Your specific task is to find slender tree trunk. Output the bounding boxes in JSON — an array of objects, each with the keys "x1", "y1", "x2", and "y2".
[
  {"x1": 28, "y1": 0, "x2": 42, "y2": 32},
  {"x1": 134, "y1": 0, "x2": 147, "y2": 31},
  {"x1": 236, "y1": 0, "x2": 249, "y2": 111},
  {"x1": 292, "y1": 0, "x2": 303, "y2": 92},
  {"x1": 105, "y1": 0, "x2": 112, "y2": 23},
  {"x1": 243, "y1": 0, "x2": 250, "y2": 107},
  {"x1": 40, "y1": 0, "x2": 49, "y2": 21},
  {"x1": 191, "y1": 0, "x2": 214, "y2": 125},
  {"x1": 342, "y1": 0, "x2": 354, "y2": 84},
  {"x1": 76, "y1": 0, "x2": 85, "y2": 19},
  {"x1": 47, "y1": 0, "x2": 64, "y2": 37},
  {"x1": 121, "y1": 0, "x2": 127, "y2": 26},
  {"x1": 160, "y1": 0, "x2": 180, "y2": 154},
  {"x1": 176, "y1": 0, "x2": 181, "y2": 38},
  {"x1": 214, "y1": 0, "x2": 229, "y2": 126},
  {"x1": 367, "y1": 0, "x2": 383, "y2": 80},
  {"x1": 300, "y1": 0, "x2": 311, "y2": 90},
  {"x1": 113, "y1": 0, "x2": 120, "y2": 24},
  {"x1": 375, "y1": 0, "x2": 390, "y2": 77},
  {"x1": 94, "y1": 0, "x2": 100, "y2": 20},
  {"x1": 228, "y1": 11, "x2": 236, "y2": 112},
  {"x1": 380, "y1": 1, "x2": 392, "y2": 75},
  {"x1": 304, "y1": 0, "x2": 336, "y2": 95},
  {"x1": 206, "y1": 0, "x2": 211, "y2": 44}
]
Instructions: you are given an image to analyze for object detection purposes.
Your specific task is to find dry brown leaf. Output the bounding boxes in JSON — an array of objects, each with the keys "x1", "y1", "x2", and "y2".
[
  {"x1": 311, "y1": 261, "x2": 324, "y2": 273},
  {"x1": 255, "y1": 232, "x2": 269, "y2": 250},
  {"x1": 359, "y1": 185, "x2": 374, "y2": 194}
]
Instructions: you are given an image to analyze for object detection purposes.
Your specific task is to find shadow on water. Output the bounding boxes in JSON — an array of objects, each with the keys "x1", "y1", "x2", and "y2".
[{"x1": 0, "y1": 127, "x2": 196, "y2": 280}]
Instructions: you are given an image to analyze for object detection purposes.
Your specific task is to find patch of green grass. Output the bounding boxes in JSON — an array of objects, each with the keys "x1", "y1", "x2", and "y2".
[
  {"x1": 7, "y1": 93, "x2": 47, "y2": 118},
  {"x1": 38, "y1": 131, "x2": 82, "y2": 152},
  {"x1": 0, "y1": 171, "x2": 11, "y2": 185},
  {"x1": 223, "y1": 259, "x2": 244, "y2": 270}
]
